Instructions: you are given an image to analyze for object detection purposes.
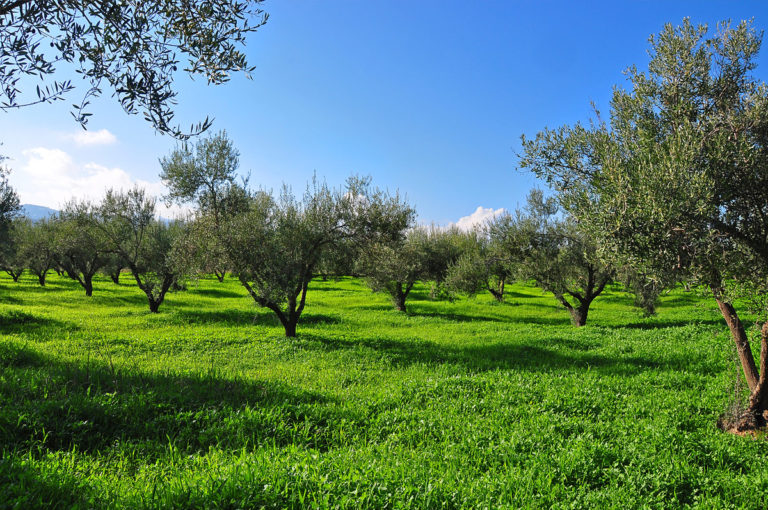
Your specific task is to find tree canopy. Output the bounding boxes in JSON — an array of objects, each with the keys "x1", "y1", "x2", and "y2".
[
  {"x1": 0, "y1": 1, "x2": 268, "y2": 138},
  {"x1": 521, "y1": 19, "x2": 768, "y2": 428}
]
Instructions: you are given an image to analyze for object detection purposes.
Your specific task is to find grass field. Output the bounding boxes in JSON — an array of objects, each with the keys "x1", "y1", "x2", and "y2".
[{"x1": 2, "y1": 272, "x2": 768, "y2": 508}]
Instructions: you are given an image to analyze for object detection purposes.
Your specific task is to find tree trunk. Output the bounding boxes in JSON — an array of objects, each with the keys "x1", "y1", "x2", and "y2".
[
  {"x1": 83, "y1": 275, "x2": 93, "y2": 296},
  {"x1": 735, "y1": 322, "x2": 768, "y2": 430},
  {"x1": 568, "y1": 304, "x2": 590, "y2": 327},
  {"x1": 214, "y1": 270, "x2": 226, "y2": 282},
  {"x1": 283, "y1": 319, "x2": 297, "y2": 337},
  {"x1": 149, "y1": 299, "x2": 161, "y2": 313},
  {"x1": 392, "y1": 284, "x2": 407, "y2": 312},
  {"x1": 489, "y1": 277, "x2": 505, "y2": 302},
  {"x1": 38, "y1": 272, "x2": 46, "y2": 286},
  {"x1": 714, "y1": 295, "x2": 759, "y2": 392},
  {"x1": 110, "y1": 271, "x2": 120, "y2": 284}
]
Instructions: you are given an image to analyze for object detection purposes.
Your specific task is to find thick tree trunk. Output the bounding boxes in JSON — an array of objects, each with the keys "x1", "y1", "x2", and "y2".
[
  {"x1": 83, "y1": 275, "x2": 93, "y2": 296},
  {"x1": 392, "y1": 284, "x2": 408, "y2": 312},
  {"x1": 714, "y1": 295, "x2": 759, "y2": 392},
  {"x1": 735, "y1": 322, "x2": 768, "y2": 430},
  {"x1": 110, "y1": 271, "x2": 120, "y2": 284},
  {"x1": 149, "y1": 299, "x2": 161, "y2": 313},
  {"x1": 37, "y1": 272, "x2": 46, "y2": 286},
  {"x1": 568, "y1": 305, "x2": 589, "y2": 327},
  {"x1": 283, "y1": 319, "x2": 298, "y2": 337}
]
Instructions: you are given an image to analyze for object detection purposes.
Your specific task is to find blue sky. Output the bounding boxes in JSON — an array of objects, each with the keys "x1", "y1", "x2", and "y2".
[{"x1": 2, "y1": 1, "x2": 767, "y2": 225}]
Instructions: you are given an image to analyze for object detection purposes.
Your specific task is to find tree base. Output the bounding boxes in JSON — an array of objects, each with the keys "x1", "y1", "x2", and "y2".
[{"x1": 718, "y1": 410, "x2": 768, "y2": 435}]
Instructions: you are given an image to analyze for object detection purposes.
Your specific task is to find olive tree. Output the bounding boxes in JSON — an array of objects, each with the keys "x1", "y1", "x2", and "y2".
[
  {"x1": 0, "y1": 1, "x2": 268, "y2": 138},
  {"x1": 20, "y1": 218, "x2": 58, "y2": 286},
  {"x1": 445, "y1": 221, "x2": 514, "y2": 303},
  {"x1": 358, "y1": 228, "x2": 430, "y2": 313},
  {"x1": 100, "y1": 253, "x2": 125, "y2": 285},
  {"x1": 55, "y1": 201, "x2": 108, "y2": 296},
  {"x1": 514, "y1": 191, "x2": 613, "y2": 326},
  {"x1": 219, "y1": 178, "x2": 414, "y2": 336},
  {"x1": 98, "y1": 187, "x2": 183, "y2": 312},
  {"x1": 0, "y1": 217, "x2": 28, "y2": 282},
  {"x1": 420, "y1": 225, "x2": 475, "y2": 300},
  {"x1": 520, "y1": 19, "x2": 768, "y2": 429},
  {"x1": 160, "y1": 130, "x2": 244, "y2": 280},
  {"x1": 0, "y1": 164, "x2": 20, "y2": 253}
]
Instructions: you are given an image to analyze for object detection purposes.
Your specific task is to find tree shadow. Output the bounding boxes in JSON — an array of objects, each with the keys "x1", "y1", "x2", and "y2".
[
  {"x1": 91, "y1": 292, "x2": 151, "y2": 308},
  {"x1": 174, "y1": 308, "x2": 260, "y2": 325},
  {"x1": 0, "y1": 457, "x2": 96, "y2": 509},
  {"x1": 298, "y1": 332, "x2": 703, "y2": 377},
  {"x1": 172, "y1": 309, "x2": 341, "y2": 327},
  {"x1": 503, "y1": 315, "x2": 573, "y2": 326},
  {"x1": 0, "y1": 310, "x2": 79, "y2": 335},
  {"x1": 405, "y1": 310, "x2": 506, "y2": 323},
  {"x1": 0, "y1": 343, "x2": 343, "y2": 458},
  {"x1": 307, "y1": 285, "x2": 351, "y2": 292},
  {"x1": 190, "y1": 287, "x2": 246, "y2": 299},
  {"x1": 621, "y1": 318, "x2": 723, "y2": 330}
]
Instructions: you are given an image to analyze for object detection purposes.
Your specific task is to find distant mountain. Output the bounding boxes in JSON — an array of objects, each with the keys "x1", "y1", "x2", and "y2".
[{"x1": 20, "y1": 204, "x2": 58, "y2": 221}]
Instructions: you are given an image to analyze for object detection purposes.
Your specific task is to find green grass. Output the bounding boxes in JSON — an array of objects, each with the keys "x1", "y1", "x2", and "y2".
[{"x1": 1, "y1": 273, "x2": 768, "y2": 508}]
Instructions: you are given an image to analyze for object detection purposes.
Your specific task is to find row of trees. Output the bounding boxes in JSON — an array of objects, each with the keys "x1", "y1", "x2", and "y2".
[{"x1": 0, "y1": 140, "x2": 660, "y2": 333}]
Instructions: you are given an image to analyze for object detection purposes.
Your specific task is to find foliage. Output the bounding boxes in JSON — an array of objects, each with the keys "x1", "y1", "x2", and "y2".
[
  {"x1": 0, "y1": 217, "x2": 28, "y2": 282},
  {"x1": 54, "y1": 201, "x2": 108, "y2": 296},
  {"x1": 19, "y1": 218, "x2": 58, "y2": 286},
  {"x1": 0, "y1": 1, "x2": 268, "y2": 138},
  {"x1": 359, "y1": 228, "x2": 431, "y2": 312},
  {"x1": 420, "y1": 225, "x2": 475, "y2": 300},
  {"x1": 160, "y1": 130, "x2": 244, "y2": 213},
  {"x1": 445, "y1": 221, "x2": 513, "y2": 302},
  {"x1": 0, "y1": 164, "x2": 20, "y2": 250},
  {"x1": 220, "y1": 177, "x2": 414, "y2": 336},
  {"x1": 97, "y1": 187, "x2": 183, "y2": 312},
  {"x1": 520, "y1": 18, "x2": 768, "y2": 425}
]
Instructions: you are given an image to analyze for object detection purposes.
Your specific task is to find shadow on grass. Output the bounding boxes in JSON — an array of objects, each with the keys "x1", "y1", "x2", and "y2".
[
  {"x1": 190, "y1": 287, "x2": 246, "y2": 299},
  {"x1": 173, "y1": 309, "x2": 341, "y2": 327},
  {"x1": 406, "y1": 310, "x2": 507, "y2": 323},
  {"x1": 298, "y1": 332, "x2": 704, "y2": 377},
  {"x1": 0, "y1": 310, "x2": 78, "y2": 335},
  {"x1": 0, "y1": 457, "x2": 95, "y2": 509},
  {"x1": 174, "y1": 308, "x2": 260, "y2": 325},
  {"x1": 621, "y1": 318, "x2": 723, "y2": 330},
  {"x1": 0, "y1": 342, "x2": 343, "y2": 459}
]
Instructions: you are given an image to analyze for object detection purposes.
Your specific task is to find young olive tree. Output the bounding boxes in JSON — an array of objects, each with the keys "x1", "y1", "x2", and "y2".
[
  {"x1": 520, "y1": 19, "x2": 768, "y2": 429},
  {"x1": 100, "y1": 252, "x2": 126, "y2": 285},
  {"x1": 160, "y1": 130, "x2": 244, "y2": 281},
  {"x1": 55, "y1": 202, "x2": 108, "y2": 296},
  {"x1": 0, "y1": 217, "x2": 29, "y2": 282},
  {"x1": 0, "y1": 164, "x2": 20, "y2": 258},
  {"x1": 98, "y1": 187, "x2": 183, "y2": 313},
  {"x1": 499, "y1": 190, "x2": 612, "y2": 326},
  {"x1": 420, "y1": 225, "x2": 474, "y2": 300},
  {"x1": 446, "y1": 222, "x2": 514, "y2": 303},
  {"x1": 20, "y1": 218, "x2": 58, "y2": 286},
  {"x1": 358, "y1": 228, "x2": 430, "y2": 312},
  {"x1": 219, "y1": 178, "x2": 414, "y2": 336}
]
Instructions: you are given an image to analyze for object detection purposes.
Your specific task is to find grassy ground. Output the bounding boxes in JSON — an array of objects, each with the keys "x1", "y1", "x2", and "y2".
[{"x1": 1, "y1": 272, "x2": 768, "y2": 508}]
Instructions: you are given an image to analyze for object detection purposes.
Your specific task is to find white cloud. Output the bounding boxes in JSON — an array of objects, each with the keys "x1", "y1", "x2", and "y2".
[
  {"x1": 68, "y1": 129, "x2": 117, "y2": 146},
  {"x1": 11, "y1": 147, "x2": 188, "y2": 219},
  {"x1": 453, "y1": 206, "x2": 507, "y2": 231}
]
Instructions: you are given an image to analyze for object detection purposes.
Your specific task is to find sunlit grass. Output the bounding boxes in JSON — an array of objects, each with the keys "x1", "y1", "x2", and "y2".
[{"x1": 1, "y1": 273, "x2": 767, "y2": 508}]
